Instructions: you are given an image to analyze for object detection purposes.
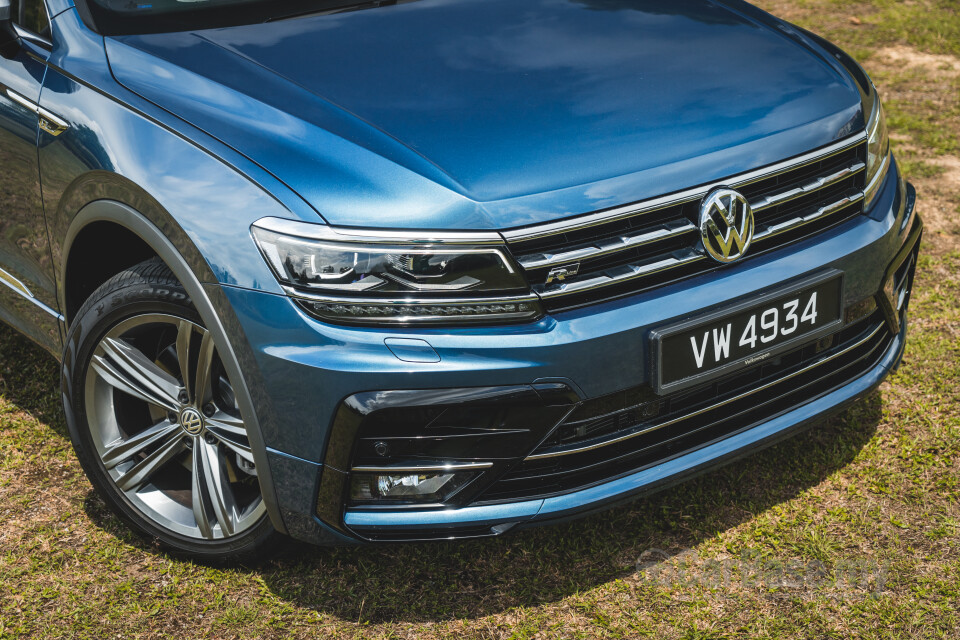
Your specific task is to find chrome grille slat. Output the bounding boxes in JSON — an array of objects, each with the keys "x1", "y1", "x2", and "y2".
[
  {"x1": 536, "y1": 249, "x2": 705, "y2": 298},
  {"x1": 503, "y1": 132, "x2": 866, "y2": 243},
  {"x1": 754, "y1": 191, "x2": 865, "y2": 241},
  {"x1": 517, "y1": 220, "x2": 696, "y2": 270},
  {"x1": 751, "y1": 161, "x2": 865, "y2": 213},
  {"x1": 508, "y1": 134, "x2": 869, "y2": 310}
]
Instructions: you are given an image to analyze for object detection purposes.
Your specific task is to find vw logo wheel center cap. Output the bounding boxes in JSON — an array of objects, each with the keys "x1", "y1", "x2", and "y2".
[{"x1": 179, "y1": 407, "x2": 205, "y2": 436}]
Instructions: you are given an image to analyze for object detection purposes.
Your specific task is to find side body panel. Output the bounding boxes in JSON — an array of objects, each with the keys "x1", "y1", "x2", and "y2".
[{"x1": 0, "y1": 36, "x2": 60, "y2": 352}]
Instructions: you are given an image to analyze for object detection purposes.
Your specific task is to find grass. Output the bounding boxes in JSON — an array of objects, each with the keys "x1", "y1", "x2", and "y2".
[{"x1": 2, "y1": 1, "x2": 960, "y2": 638}]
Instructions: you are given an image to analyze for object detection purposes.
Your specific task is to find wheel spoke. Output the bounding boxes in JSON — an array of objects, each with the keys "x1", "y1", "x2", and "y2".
[
  {"x1": 101, "y1": 420, "x2": 179, "y2": 470},
  {"x1": 193, "y1": 331, "x2": 215, "y2": 408},
  {"x1": 209, "y1": 431, "x2": 255, "y2": 465},
  {"x1": 206, "y1": 410, "x2": 254, "y2": 464},
  {"x1": 191, "y1": 445, "x2": 214, "y2": 539},
  {"x1": 205, "y1": 411, "x2": 246, "y2": 437},
  {"x1": 92, "y1": 355, "x2": 178, "y2": 413},
  {"x1": 94, "y1": 337, "x2": 182, "y2": 413},
  {"x1": 115, "y1": 431, "x2": 186, "y2": 492},
  {"x1": 196, "y1": 439, "x2": 238, "y2": 537},
  {"x1": 176, "y1": 321, "x2": 194, "y2": 401}
]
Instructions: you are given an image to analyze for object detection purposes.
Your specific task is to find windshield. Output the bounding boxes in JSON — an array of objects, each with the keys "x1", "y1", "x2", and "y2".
[{"x1": 78, "y1": 0, "x2": 398, "y2": 35}]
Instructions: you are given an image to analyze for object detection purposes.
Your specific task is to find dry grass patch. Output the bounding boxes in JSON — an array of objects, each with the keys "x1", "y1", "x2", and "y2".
[{"x1": 875, "y1": 45, "x2": 960, "y2": 79}]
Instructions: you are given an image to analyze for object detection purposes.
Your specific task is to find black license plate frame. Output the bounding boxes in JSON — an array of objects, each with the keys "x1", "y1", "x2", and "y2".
[{"x1": 651, "y1": 270, "x2": 844, "y2": 394}]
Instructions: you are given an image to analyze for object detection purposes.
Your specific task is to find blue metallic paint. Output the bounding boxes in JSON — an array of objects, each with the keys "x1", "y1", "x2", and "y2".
[
  {"x1": 45, "y1": 0, "x2": 74, "y2": 17},
  {"x1": 103, "y1": 0, "x2": 864, "y2": 230},
  {"x1": 43, "y1": 9, "x2": 323, "y2": 299},
  {"x1": 0, "y1": 0, "x2": 919, "y2": 544}
]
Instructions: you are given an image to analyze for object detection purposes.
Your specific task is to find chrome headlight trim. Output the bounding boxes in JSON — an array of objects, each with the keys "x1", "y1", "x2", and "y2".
[{"x1": 253, "y1": 216, "x2": 506, "y2": 245}]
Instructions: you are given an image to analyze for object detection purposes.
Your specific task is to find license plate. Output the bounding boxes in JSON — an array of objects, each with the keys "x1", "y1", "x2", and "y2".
[{"x1": 652, "y1": 273, "x2": 843, "y2": 393}]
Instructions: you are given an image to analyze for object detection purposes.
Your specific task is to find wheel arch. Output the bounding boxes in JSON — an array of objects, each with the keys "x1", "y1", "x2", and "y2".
[
  {"x1": 56, "y1": 172, "x2": 220, "y2": 326},
  {"x1": 60, "y1": 197, "x2": 287, "y2": 535}
]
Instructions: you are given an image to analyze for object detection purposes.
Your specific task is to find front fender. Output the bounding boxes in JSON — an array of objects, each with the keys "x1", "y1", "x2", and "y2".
[
  {"x1": 40, "y1": 9, "x2": 330, "y2": 536},
  {"x1": 43, "y1": 7, "x2": 319, "y2": 298},
  {"x1": 60, "y1": 199, "x2": 288, "y2": 535}
]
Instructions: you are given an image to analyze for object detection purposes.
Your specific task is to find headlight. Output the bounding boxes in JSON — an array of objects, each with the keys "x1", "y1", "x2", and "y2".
[
  {"x1": 251, "y1": 218, "x2": 542, "y2": 325},
  {"x1": 863, "y1": 89, "x2": 891, "y2": 210}
]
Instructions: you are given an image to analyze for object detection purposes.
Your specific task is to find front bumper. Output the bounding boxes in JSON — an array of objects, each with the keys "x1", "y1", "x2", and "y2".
[
  {"x1": 342, "y1": 311, "x2": 908, "y2": 540},
  {"x1": 221, "y1": 165, "x2": 920, "y2": 545}
]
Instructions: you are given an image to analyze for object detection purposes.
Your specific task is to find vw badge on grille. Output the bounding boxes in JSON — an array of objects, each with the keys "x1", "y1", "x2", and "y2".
[{"x1": 698, "y1": 188, "x2": 754, "y2": 263}]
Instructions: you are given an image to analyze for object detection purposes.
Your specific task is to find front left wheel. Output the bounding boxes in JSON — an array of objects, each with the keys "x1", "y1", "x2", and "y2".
[{"x1": 62, "y1": 258, "x2": 278, "y2": 562}]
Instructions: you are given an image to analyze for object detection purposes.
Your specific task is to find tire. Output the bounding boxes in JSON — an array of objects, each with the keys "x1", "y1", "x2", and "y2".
[{"x1": 62, "y1": 258, "x2": 279, "y2": 563}]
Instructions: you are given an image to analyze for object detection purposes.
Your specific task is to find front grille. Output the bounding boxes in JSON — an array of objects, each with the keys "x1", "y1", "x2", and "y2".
[
  {"x1": 477, "y1": 312, "x2": 892, "y2": 503},
  {"x1": 505, "y1": 134, "x2": 868, "y2": 312}
]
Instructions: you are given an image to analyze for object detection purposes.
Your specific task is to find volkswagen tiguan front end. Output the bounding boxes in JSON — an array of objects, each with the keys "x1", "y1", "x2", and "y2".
[{"x1": 0, "y1": 0, "x2": 920, "y2": 560}]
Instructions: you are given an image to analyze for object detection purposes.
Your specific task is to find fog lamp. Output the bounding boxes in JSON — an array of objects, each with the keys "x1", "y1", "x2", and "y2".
[{"x1": 350, "y1": 470, "x2": 477, "y2": 503}]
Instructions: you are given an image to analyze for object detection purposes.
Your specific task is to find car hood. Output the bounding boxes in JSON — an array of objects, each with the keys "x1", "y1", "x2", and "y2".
[{"x1": 105, "y1": 0, "x2": 864, "y2": 230}]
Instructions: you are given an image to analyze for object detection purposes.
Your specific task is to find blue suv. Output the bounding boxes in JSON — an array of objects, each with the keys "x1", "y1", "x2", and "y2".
[{"x1": 0, "y1": 0, "x2": 920, "y2": 561}]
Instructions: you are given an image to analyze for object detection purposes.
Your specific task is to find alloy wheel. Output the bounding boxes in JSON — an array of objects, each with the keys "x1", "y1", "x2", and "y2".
[{"x1": 84, "y1": 313, "x2": 265, "y2": 540}]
